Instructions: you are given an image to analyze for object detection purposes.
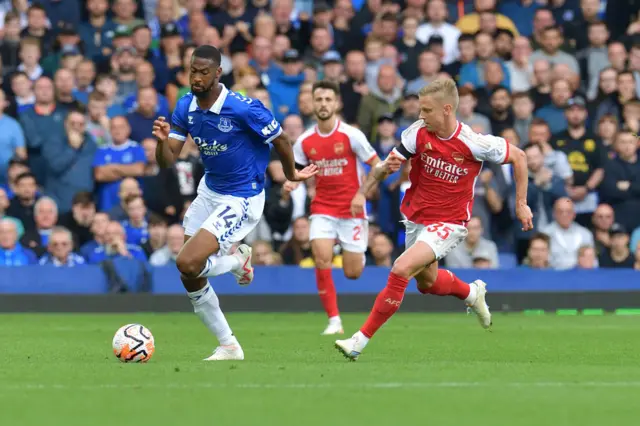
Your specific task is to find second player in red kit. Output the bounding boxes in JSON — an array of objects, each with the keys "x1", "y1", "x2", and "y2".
[{"x1": 285, "y1": 81, "x2": 380, "y2": 335}]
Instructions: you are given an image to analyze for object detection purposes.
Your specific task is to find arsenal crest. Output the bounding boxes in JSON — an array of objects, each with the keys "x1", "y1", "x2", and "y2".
[
  {"x1": 452, "y1": 152, "x2": 464, "y2": 163},
  {"x1": 334, "y1": 142, "x2": 344, "y2": 154}
]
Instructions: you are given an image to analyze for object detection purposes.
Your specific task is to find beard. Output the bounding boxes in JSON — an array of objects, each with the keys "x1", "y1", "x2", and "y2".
[
  {"x1": 191, "y1": 80, "x2": 215, "y2": 97},
  {"x1": 315, "y1": 109, "x2": 333, "y2": 121}
]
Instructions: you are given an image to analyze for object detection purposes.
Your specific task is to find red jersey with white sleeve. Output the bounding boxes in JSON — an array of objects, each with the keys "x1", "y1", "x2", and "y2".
[
  {"x1": 393, "y1": 120, "x2": 510, "y2": 226},
  {"x1": 293, "y1": 120, "x2": 378, "y2": 219}
]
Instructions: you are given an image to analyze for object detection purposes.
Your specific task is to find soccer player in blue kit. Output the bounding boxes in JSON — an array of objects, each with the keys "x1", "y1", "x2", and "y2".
[{"x1": 152, "y1": 45, "x2": 317, "y2": 361}]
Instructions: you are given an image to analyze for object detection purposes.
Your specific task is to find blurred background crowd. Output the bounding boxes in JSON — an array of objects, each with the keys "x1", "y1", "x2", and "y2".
[{"x1": 0, "y1": 0, "x2": 639, "y2": 271}]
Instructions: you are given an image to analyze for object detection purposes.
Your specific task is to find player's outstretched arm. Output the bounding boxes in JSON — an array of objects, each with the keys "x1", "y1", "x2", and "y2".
[
  {"x1": 357, "y1": 153, "x2": 402, "y2": 197},
  {"x1": 272, "y1": 133, "x2": 318, "y2": 182},
  {"x1": 152, "y1": 117, "x2": 184, "y2": 168},
  {"x1": 506, "y1": 145, "x2": 534, "y2": 231}
]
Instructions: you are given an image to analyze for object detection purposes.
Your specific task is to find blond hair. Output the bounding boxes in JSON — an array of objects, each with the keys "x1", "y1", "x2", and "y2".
[{"x1": 419, "y1": 78, "x2": 459, "y2": 112}]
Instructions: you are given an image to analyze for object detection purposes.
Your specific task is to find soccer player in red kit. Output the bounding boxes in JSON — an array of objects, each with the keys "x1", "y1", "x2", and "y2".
[
  {"x1": 335, "y1": 78, "x2": 534, "y2": 360},
  {"x1": 285, "y1": 81, "x2": 380, "y2": 335}
]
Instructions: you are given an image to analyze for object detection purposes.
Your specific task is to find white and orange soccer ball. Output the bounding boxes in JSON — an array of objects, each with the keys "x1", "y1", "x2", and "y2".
[{"x1": 112, "y1": 324, "x2": 155, "y2": 363}]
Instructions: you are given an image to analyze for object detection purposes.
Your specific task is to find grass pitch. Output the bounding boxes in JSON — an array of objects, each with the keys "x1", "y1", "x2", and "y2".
[{"x1": 1, "y1": 313, "x2": 639, "y2": 426}]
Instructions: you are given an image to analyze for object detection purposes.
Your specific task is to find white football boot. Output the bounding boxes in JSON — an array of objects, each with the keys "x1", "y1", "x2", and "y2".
[
  {"x1": 204, "y1": 345, "x2": 245, "y2": 361},
  {"x1": 231, "y1": 244, "x2": 254, "y2": 286},
  {"x1": 334, "y1": 332, "x2": 368, "y2": 361},
  {"x1": 466, "y1": 280, "x2": 492, "y2": 329},
  {"x1": 321, "y1": 319, "x2": 344, "y2": 335}
]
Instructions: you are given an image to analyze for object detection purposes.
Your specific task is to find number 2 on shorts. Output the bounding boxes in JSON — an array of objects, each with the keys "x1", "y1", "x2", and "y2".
[
  {"x1": 425, "y1": 222, "x2": 453, "y2": 240},
  {"x1": 353, "y1": 225, "x2": 362, "y2": 241}
]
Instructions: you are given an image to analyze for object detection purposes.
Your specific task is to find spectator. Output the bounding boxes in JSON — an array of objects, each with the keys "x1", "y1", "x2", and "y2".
[
  {"x1": 506, "y1": 36, "x2": 533, "y2": 93},
  {"x1": 126, "y1": 87, "x2": 161, "y2": 142},
  {"x1": 395, "y1": 16, "x2": 427, "y2": 82},
  {"x1": 141, "y1": 213, "x2": 168, "y2": 257},
  {"x1": 93, "y1": 116, "x2": 146, "y2": 212},
  {"x1": 528, "y1": 118, "x2": 573, "y2": 182},
  {"x1": 166, "y1": 43, "x2": 197, "y2": 110},
  {"x1": 173, "y1": 139, "x2": 204, "y2": 209},
  {"x1": 112, "y1": 0, "x2": 144, "y2": 30},
  {"x1": 599, "y1": 223, "x2": 635, "y2": 268},
  {"x1": 251, "y1": 239, "x2": 280, "y2": 266},
  {"x1": 121, "y1": 195, "x2": 149, "y2": 246},
  {"x1": 512, "y1": 91, "x2": 534, "y2": 145},
  {"x1": 58, "y1": 192, "x2": 96, "y2": 250},
  {"x1": 279, "y1": 216, "x2": 312, "y2": 265},
  {"x1": 19, "y1": 76, "x2": 67, "y2": 186},
  {"x1": 576, "y1": 245, "x2": 598, "y2": 269},
  {"x1": 85, "y1": 91, "x2": 113, "y2": 147},
  {"x1": 486, "y1": 85, "x2": 514, "y2": 137},
  {"x1": 79, "y1": 211, "x2": 110, "y2": 259},
  {"x1": 0, "y1": 12, "x2": 22, "y2": 74},
  {"x1": 596, "y1": 114, "x2": 619, "y2": 154},
  {"x1": 523, "y1": 232, "x2": 551, "y2": 269},
  {"x1": 542, "y1": 197, "x2": 595, "y2": 270},
  {"x1": 592, "y1": 203, "x2": 615, "y2": 258},
  {"x1": 0, "y1": 89, "x2": 27, "y2": 185},
  {"x1": 472, "y1": 248, "x2": 495, "y2": 269},
  {"x1": 551, "y1": 96, "x2": 605, "y2": 227},
  {"x1": 6, "y1": 172, "x2": 38, "y2": 231},
  {"x1": 73, "y1": 59, "x2": 97, "y2": 104},
  {"x1": 406, "y1": 51, "x2": 441, "y2": 95},
  {"x1": 535, "y1": 78, "x2": 573, "y2": 134},
  {"x1": 0, "y1": 187, "x2": 23, "y2": 238},
  {"x1": 268, "y1": 49, "x2": 305, "y2": 122},
  {"x1": 456, "y1": 0, "x2": 519, "y2": 37},
  {"x1": 514, "y1": 143, "x2": 567, "y2": 262},
  {"x1": 459, "y1": 31, "x2": 510, "y2": 90},
  {"x1": 53, "y1": 68, "x2": 83, "y2": 110},
  {"x1": 38, "y1": 226, "x2": 86, "y2": 267},
  {"x1": 0, "y1": 218, "x2": 37, "y2": 266},
  {"x1": 20, "y1": 196, "x2": 59, "y2": 257},
  {"x1": 2, "y1": 159, "x2": 30, "y2": 199},
  {"x1": 339, "y1": 50, "x2": 368, "y2": 124},
  {"x1": 78, "y1": 0, "x2": 117, "y2": 61},
  {"x1": 86, "y1": 220, "x2": 146, "y2": 263},
  {"x1": 577, "y1": 21, "x2": 610, "y2": 102},
  {"x1": 140, "y1": 138, "x2": 181, "y2": 222},
  {"x1": 149, "y1": 223, "x2": 183, "y2": 266},
  {"x1": 42, "y1": 108, "x2": 98, "y2": 213},
  {"x1": 17, "y1": 37, "x2": 44, "y2": 81},
  {"x1": 599, "y1": 131, "x2": 640, "y2": 231},
  {"x1": 357, "y1": 64, "x2": 402, "y2": 142},
  {"x1": 606, "y1": 41, "x2": 627, "y2": 74},
  {"x1": 529, "y1": 59, "x2": 552, "y2": 110},
  {"x1": 94, "y1": 74, "x2": 126, "y2": 117},
  {"x1": 9, "y1": 72, "x2": 35, "y2": 115},
  {"x1": 445, "y1": 217, "x2": 499, "y2": 269},
  {"x1": 367, "y1": 232, "x2": 394, "y2": 267},
  {"x1": 415, "y1": 0, "x2": 460, "y2": 65},
  {"x1": 122, "y1": 61, "x2": 170, "y2": 118},
  {"x1": 593, "y1": 71, "x2": 637, "y2": 133},
  {"x1": 530, "y1": 25, "x2": 580, "y2": 75}
]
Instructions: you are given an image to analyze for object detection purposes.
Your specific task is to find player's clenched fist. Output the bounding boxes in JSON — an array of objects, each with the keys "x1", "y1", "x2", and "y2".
[{"x1": 152, "y1": 116, "x2": 170, "y2": 142}]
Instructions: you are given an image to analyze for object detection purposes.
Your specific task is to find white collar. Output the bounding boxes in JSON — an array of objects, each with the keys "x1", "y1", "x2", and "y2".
[{"x1": 188, "y1": 84, "x2": 229, "y2": 114}]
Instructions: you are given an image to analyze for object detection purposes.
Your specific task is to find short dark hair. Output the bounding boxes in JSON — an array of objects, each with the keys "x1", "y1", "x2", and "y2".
[
  {"x1": 312, "y1": 80, "x2": 340, "y2": 96},
  {"x1": 512, "y1": 91, "x2": 532, "y2": 101},
  {"x1": 458, "y1": 34, "x2": 475, "y2": 44},
  {"x1": 148, "y1": 212, "x2": 168, "y2": 227},
  {"x1": 542, "y1": 25, "x2": 562, "y2": 35},
  {"x1": 530, "y1": 232, "x2": 551, "y2": 247},
  {"x1": 124, "y1": 194, "x2": 144, "y2": 207},
  {"x1": 491, "y1": 85, "x2": 510, "y2": 96},
  {"x1": 15, "y1": 172, "x2": 36, "y2": 185},
  {"x1": 192, "y1": 45, "x2": 222, "y2": 67},
  {"x1": 72, "y1": 191, "x2": 94, "y2": 207}
]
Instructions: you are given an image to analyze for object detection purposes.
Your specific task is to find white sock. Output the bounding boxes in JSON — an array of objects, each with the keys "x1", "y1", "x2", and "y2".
[
  {"x1": 354, "y1": 330, "x2": 370, "y2": 348},
  {"x1": 464, "y1": 282, "x2": 478, "y2": 305},
  {"x1": 197, "y1": 255, "x2": 241, "y2": 278},
  {"x1": 188, "y1": 281, "x2": 239, "y2": 346},
  {"x1": 329, "y1": 316, "x2": 342, "y2": 326}
]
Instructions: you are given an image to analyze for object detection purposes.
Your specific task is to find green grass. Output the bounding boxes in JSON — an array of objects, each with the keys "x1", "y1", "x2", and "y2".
[{"x1": 1, "y1": 313, "x2": 640, "y2": 426}]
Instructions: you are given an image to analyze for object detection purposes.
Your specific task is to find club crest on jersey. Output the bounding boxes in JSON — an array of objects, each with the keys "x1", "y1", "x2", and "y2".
[
  {"x1": 310, "y1": 148, "x2": 317, "y2": 155},
  {"x1": 334, "y1": 143, "x2": 344, "y2": 154},
  {"x1": 218, "y1": 117, "x2": 233, "y2": 133},
  {"x1": 452, "y1": 152, "x2": 464, "y2": 164}
]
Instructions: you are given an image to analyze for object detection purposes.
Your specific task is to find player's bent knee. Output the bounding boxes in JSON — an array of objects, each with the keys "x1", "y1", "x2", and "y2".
[
  {"x1": 314, "y1": 257, "x2": 333, "y2": 270},
  {"x1": 343, "y1": 267, "x2": 363, "y2": 280},
  {"x1": 390, "y1": 260, "x2": 412, "y2": 279},
  {"x1": 176, "y1": 252, "x2": 205, "y2": 278}
]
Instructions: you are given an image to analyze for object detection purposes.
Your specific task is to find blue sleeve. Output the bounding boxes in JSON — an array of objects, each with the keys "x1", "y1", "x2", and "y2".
[
  {"x1": 169, "y1": 97, "x2": 189, "y2": 141},
  {"x1": 92, "y1": 148, "x2": 108, "y2": 167},
  {"x1": 132, "y1": 144, "x2": 147, "y2": 163},
  {"x1": 245, "y1": 100, "x2": 283, "y2": 144},
  {"x1": 458, "y1": 63, "x2": 478, "y2": 88}
]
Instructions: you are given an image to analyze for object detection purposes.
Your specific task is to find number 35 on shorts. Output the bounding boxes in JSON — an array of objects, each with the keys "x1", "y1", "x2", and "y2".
[{"x1": 425, "y1": 222, "x2": 454, "y2": 240}]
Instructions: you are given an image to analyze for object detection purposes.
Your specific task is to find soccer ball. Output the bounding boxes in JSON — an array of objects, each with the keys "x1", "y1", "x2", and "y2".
[{"x1": 112, "y1": 324, "x2": 155, "y2": 363}]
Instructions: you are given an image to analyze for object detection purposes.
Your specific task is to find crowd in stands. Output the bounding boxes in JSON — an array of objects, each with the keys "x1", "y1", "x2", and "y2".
[{"x1": 0, "y1": 0, "x2": 640, "y2": 271}]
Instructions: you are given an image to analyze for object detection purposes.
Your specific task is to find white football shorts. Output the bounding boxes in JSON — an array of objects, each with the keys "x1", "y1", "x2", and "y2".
[
  {"x1": 309, "y1": 214, "x2": 368, "y2": 253},
  {"x1": 404, "y1": 220, "x2": 468, "y2": 260},
  {"x1": 183, "y1": 179, "x2": 265, "y2": 255}
]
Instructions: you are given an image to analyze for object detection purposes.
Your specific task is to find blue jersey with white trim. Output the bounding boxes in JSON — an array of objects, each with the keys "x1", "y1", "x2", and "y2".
[{"x1": 169, "y1": 84, "x2": 282, "y2": 197}]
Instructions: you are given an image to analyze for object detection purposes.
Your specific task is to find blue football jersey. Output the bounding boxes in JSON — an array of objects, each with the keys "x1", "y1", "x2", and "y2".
[
  {"x1": 92, "y1": 140, "x2": 146, "y2": 211},
  {"x1": 169, "y1": 84, "x2": 282, "y2": 197}
]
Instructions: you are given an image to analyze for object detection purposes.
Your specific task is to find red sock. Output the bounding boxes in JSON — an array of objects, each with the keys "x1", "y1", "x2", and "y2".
[
  {"x1": 316, "y1": 268, "x2": 339, "y2": 318},
  {"x1": 360, "y1": 272, "x2": 409, "y2": 338},
  {"x1": 419, "y1": 269, "x2": 470, "y2": 300}
]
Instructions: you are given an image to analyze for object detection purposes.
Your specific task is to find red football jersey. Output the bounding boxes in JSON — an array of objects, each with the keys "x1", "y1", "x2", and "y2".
[
  {"x1": 293, "y1": 121, "x2": 378, "y2": 218},
  {"x1": 393, "y1": 120, "x2": 510, "y2": 226}
]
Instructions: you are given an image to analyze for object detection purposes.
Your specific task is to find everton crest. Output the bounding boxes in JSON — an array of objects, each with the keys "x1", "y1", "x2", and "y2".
[{"x1": 218, "y1": 117, "x2": 233, "y2": 133}]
